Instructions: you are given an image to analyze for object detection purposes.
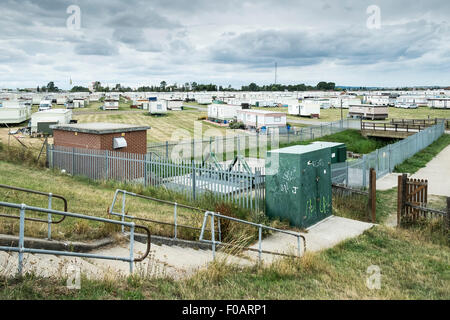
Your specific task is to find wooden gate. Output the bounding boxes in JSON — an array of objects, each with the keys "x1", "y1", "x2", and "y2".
[{"x1": 397, "y1": 173, "x2": 428, "y2": 225}]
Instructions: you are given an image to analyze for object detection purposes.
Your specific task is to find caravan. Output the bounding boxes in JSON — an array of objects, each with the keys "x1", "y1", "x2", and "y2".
[{"x1": 0, "y1": 100, "x2": 32, "y2": 124}]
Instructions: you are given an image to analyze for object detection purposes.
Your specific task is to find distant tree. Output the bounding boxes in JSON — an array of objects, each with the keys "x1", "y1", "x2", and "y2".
[
  {"x1": 160, "y1": 81, "x2": 167, "y2": 91},
  {"x1": 46, "y1": 81, "x2": 59, "y2": 92},
  {"x1": 71, "y1": 86, "x2": 90, "y2": 92}
]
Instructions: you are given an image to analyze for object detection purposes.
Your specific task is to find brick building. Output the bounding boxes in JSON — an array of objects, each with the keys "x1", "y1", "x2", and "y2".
[{"x1": 51, "y1": 122, "x2": 150, "y2": 154}]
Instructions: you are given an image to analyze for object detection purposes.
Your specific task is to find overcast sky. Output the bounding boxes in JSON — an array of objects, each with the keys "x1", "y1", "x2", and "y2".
[{"x1": 1, "y1": 0, "x2": 449, "y2": 89}]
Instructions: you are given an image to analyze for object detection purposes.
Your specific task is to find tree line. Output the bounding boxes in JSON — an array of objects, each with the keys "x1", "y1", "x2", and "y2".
[{"x1": 68, "y1": 81, "x2": 338, "y2": 92}]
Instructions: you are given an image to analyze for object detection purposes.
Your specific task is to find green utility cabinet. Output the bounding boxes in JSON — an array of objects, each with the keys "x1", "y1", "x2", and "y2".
[
  {"x1": 312, "y1": 141, "x2": 347, "y2": 164},
  {"x1": 265, "y1": 144, "x2": 333, "y2": 229}
]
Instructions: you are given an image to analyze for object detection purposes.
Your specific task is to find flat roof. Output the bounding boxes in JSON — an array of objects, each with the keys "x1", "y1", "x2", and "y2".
[
  {"x1": 50, "y1": 122, "x2": 150, "y2": 134},
  {"x1": 269, "y1": 143, "x2": 330, "y2": 154},
  {"x1": 312, "y1": 141, "x2": 345, "y2": 147},
  {"x1": 238, "y1": 109, "x2": 286, "y2": 116}
]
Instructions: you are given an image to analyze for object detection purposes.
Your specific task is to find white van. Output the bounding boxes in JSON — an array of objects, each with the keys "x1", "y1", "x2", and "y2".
[{"x1": 39, "y1": 100, "x2": 53, "y2": 111}]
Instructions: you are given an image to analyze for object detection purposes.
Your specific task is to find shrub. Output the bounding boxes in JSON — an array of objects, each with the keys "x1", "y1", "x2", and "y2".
[{"x1": 229, "y1": 121, "x2": 245, "y2": 130}]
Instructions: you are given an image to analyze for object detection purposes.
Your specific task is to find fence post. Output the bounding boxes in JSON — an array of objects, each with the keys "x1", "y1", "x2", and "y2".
[
  {"x1": 105, "y1": 150, "x2": 108, "y2": 180},
  {"x1": 192, "y1": 161, "x2": 196, "y2": 200},
  {"x1": 166, "y1": 141, "x2": 169, "y2": 160},
  {"x1": 375, "y1": 149, "x2": 379, "y2": 173},
  {"x1": 368, "y1": 168, "x2": 376, "y2": 223},
  {"x1": 72, "y1": 147, "x2": 75, "y2": 174},
  {"x1": 399, "y1": 173, "x2": 408, "y2": 226},
  {"x1": 362, "y1": 155, "x2": 367, "y2": 188},
  {"x1": 143, "y1": 153, "x2": 147, "y2": 187}
]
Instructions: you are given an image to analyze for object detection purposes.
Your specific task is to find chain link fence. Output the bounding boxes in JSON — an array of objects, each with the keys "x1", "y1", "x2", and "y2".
[{"x1": 331, "y1": 122, "x2": 445, "y2": 188}]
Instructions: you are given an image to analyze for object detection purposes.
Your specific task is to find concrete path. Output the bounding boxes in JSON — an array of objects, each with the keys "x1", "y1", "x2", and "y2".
[
  {"x1": 376, "y1": 173, "x2": 400, "y2": 191},
  {"x1": 247, "y1": 216, "x2": 374, "y2": 263},
  {"x1": 0, "y1": 240, "x2": 254, "y2": 280},
  {"x1": 0, "y1": 215, "x2": 374, "y2": 278},
  {"x1": 376, "y1": 145, "x2": 450, "y2": 196},
  {"x1": 410, "y1": 145, "x2": 450, "y2": 197}
]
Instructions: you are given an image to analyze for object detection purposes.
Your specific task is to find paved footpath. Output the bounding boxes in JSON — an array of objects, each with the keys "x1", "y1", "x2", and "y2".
[
  {"x1": 410, "y1": 145, "x2": 450, "y2": 197},
  {"x1": 377, "y1": 145, "x2": 450, "y2": 197}
]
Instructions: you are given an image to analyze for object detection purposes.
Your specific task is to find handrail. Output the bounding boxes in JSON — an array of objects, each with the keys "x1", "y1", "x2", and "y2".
[
  {"x1": 0, "y1": 201, "x2": 152, "y2": 275},
  {"x1": 0, "y1": 183, "x2": 68, "y2": 240},
  {"x1": 199, "y1": 211, "x2": 306, "y2": 261},
  {"x1": 109, "y1": 189, "x2": 220, "y2": 239},
  {"x1": 0, "y1": 183, "x2": 67, "y2": 224}
]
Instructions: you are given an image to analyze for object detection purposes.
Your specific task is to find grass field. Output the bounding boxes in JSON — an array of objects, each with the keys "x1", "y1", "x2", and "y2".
[
  {"x1": 253, "y1": 106, "x2": 450, "y2": 122},
  {"x1": 0, "y1": 225, "x2": 448, "y2": 300},
  {"x1": 0, "y1": 160, "x2": 228, "y2": 242},
  {"x1": 73, "y1": 109, "x2": 234, "y2": 143}
]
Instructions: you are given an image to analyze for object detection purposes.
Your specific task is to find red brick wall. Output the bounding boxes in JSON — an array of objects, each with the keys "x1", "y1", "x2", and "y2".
[{"x1": 53, "y1": 130, "x2": 147, "y2": 154}]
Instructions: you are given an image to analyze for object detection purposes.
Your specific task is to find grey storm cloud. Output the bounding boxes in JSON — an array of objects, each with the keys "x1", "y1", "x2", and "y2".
[
  {"x1": 0, "y1": 0, "x2": 449, "y2": 88},
  {"x1": 74, "y1": 39, "x2": 119, "y2": 56},
  {"x1": 209, "y1": 20, "x2": 448, "y2": 67}
]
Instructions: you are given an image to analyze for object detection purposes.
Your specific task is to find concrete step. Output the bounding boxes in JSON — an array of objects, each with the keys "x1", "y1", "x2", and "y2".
[{"x1": 0, "y1": 251, "x2": 104, "y2": 279}]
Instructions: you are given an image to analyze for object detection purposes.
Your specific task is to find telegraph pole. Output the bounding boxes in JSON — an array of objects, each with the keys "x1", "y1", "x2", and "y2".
[{"x1": 274, "y1": 62, "x2": 277, "y2": 85}]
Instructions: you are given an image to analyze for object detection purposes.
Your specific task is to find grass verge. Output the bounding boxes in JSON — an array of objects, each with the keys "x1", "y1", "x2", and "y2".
[
  {"x1": 0, "y1": 225, "x2": 448, "y2": 299},
  {"x1": 394, "y1": 134, "x2": 450, "y2": 174}
]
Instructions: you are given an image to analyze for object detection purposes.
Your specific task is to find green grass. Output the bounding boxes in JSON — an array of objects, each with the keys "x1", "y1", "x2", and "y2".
[
  {"x1": 1, "y1": 226, "x2": 448, "y2": 299},
  {"x1": 0, "y1": 160, "x2": 263, "y2": 242},
  {"x1": 279, "y1": 129, "x2": 396, "y2": 154},
  {"x1": 73, "y1": 109, "x2": 234, "y2": 143},
  {"x1": 394, "y1": 134, "x2": 450, "y2": 174}
]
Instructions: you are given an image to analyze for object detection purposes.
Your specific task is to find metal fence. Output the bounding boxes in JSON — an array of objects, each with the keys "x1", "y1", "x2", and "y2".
[
  {"x1": 0, "y1": 201, "x2": 151, "y2": 275},
  {"x1": 331, "y1": 122, "x2": 445, "y2": 188},
  {"x1": 147, "y1": 119, "x2": 362, "y2": 161},
  {"x1": 48, "y1": 145, "x2": 266, "y2": 212}
]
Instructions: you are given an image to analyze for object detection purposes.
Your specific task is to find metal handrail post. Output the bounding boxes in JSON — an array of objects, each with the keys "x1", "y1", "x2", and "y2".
[
  {"x1": 18, "y1": 204, "x2": 25, "y2": 276},
  {"x1": 129, "y1": 223, "x2": 135, "y2": 274},
  {"x1": 121, "y1": 192, "x2": 126, "y2": 233},
  {"x1": 47, "y1": 193, "x2": 52, "y2": 240},
  {"x1": 174, "y1": 203, "x2": 178, "y2": 239},
  {"x1": 199, "y1": 211, "x2": 209, "y2": 241},
  {"x1": 211, "y1": 214, "x2": 215, "y2": 260},
  {"x1": 258, "y1": 225, "x2": 262, "y2": 262}
]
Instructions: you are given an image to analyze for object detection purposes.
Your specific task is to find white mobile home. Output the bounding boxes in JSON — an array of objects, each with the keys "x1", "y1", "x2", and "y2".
[
  {"x1": 103, "y1": 99, "x2": 119, "y2": 110},
  {"x1": 331, "y1": 96, "x2": 361, "y2": 109},
  {"x1": 0, "y1": 101, "x2": 31, "y2": 124},
  {"x1": 165, "y1": 99, "x2": 183, "y2": 111},
  {"x1": 349, "y1": 104, "x2": 389, "y2": 120},
  {"x1": 289, "y1": 99, "x2": 321, "y2": 118},
  {"x1": 56, "y1": 96, "x2": 67, "y2": 105},
  {"x1": 73, "y1": 98, "x2": 86, "y2": 108},
  {"x1": 149, "y1": 101, "x2": 168, "y2": 115},
  {"x1": 30, "y1": 109, "x2": 72, "y2": 134},
  {"x1": 427, "y1": 98, "x2": 450, "y2": 109},
  {"x1": 207, "y1": 104, "x2": 242, "y2": 123},
  {"x1": 365, "y1": 95, "x2": 390, "y2": 106},
  {"x1": 237, "y1": 110, "x2": 286, "y2": 129},
  {"x1": 395, "y1": 95, "x2": 427, "y2": 107}
]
